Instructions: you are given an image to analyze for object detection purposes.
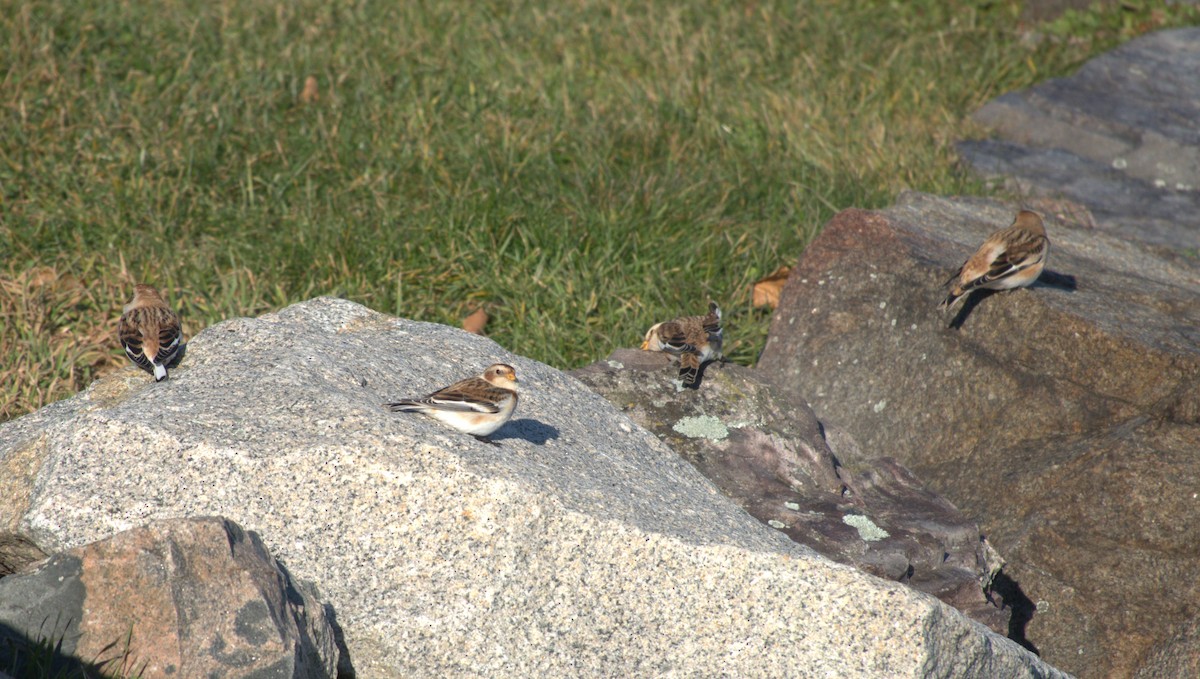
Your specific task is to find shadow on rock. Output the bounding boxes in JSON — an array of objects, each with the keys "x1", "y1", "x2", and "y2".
[
  {"x1": 493, "y1": 418, "x2": 560, "y2": 445},
  {"x1": 0, "y1": 618, "x2": 115, "y2": 678},
  {"x1": 1035, "y1": 269, "x2": 1077, "y2": 291},
  {"x1": 319, "y1": 603, "x2": 356, "y2": 679},
  {"x1": 947, "y1": 288, "x2": 998, "y2": 330},
  {"x1": 0, "y1": 518, "x2": 340, "y2": 678},
  {"x1": 988, "y1": 569, "x2": 1040, "y2": 656},
  {"x1": 946, "y1": 271, "x2": 1075, "y2": 331}
]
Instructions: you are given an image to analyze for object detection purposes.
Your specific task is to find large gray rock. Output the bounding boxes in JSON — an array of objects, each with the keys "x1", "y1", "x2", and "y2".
[
  {"x1": 571, "y1": 350, "x2": 1010, "y2": 635},
  {"x1": 0, "y1": 298, "x2": 1063, "y2": 677},
  {"x1": 757, "y1": 192, "x2": 1200, "y2": 678},
  {"x1": 0, "y1": 517, "x2": 337, "y2": 678},
  {"x1": 958, "y1": 28, "x2": 1200, "y2": 250}
]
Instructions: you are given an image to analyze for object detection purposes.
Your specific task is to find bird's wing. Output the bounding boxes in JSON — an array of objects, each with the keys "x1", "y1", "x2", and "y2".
[
  {"x1": 976, "y1": 234, "x2": 1047, "y2": 287},
  {"x1": 425, "y1": 378, "x2": 507, "y2": 413},
  {"x1": 123, "y1": 343, "x2": 155, "y2": 372},
  {"x1": 658, "y1": 322, "x2": 698, "y2": 353},
  {"x1": 119, "y1": 313, "x2": 156, "y2": 371},
  {"x1": 955, "y1": 228, "x2": 1043, "y2": 293}
]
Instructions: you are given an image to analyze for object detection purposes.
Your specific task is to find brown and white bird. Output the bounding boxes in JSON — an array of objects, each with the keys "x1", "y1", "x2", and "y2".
[
  {"x1": 385, "y1": 364, "x2": 519, "y2": 443},
  {"x1": 118, "y1": 284, "x2": 183, "y2": 382},
  {"x1": 939, "y1": 210, "x2": 1049, "y2": 312},
  {"x1": 641, "y1": 301, "x2": 723, "y2": 386}
]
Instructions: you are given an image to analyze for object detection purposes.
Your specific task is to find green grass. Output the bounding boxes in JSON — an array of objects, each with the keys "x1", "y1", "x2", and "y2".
[
  {"x1": 1, "y1": 0, "x2": 1197, "y2": 420},
  {"x1": 1, "y1": 617, "x2": 144, "y2": 679}
]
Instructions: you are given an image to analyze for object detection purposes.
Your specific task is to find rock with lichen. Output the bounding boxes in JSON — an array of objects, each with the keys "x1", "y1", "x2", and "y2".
[
  {"x1": 757, "y1": 190, "x2": 1200, "y2": 678},
  {"x1": 0, "y1": 298, "x2": 1062, "y2": 677},
  {"x1": 571, "y1": 348, "x2": 1010, "y2": 634}
]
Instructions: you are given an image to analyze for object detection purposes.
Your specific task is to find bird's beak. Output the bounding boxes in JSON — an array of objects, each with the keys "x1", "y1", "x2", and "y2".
[{"x1": 640, "y1": 340, "x2": 650, "y2": 350}]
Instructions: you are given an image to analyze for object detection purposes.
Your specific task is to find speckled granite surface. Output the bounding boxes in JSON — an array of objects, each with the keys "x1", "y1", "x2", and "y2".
[{"x1": 0, "y1": 298, "x2": 1066, "y2": 677}]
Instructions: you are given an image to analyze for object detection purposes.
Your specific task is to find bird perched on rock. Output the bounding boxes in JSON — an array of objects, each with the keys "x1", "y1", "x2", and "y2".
[
  {"x1": 385, "y1": 364, "x2": 519, "y2": 443},
  {"x1": 641, "y1": 301, "x2": 723, "y2": 387},
  {"x1": 118, "y1": 284, "x2": 183, "y2": 382},
  {"x1": 939, "y1": 210, "x2": 1049, "y2": 312}
]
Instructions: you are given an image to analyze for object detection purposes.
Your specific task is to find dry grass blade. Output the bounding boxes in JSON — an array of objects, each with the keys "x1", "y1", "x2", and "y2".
[{"x1": 0, "y1": 265, "x2": 127, "y2": 420}]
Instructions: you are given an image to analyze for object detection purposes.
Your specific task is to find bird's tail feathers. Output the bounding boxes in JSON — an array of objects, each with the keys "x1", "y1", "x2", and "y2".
[
  {"x1": 938, "y1": 292, "x2": 964, "y2": 312},
  {"x1": 153, "y1": 363, "x2": 168, "y2": 382},
  {"x1": 704, "y1": 301, "x2": 723, "y2": 335},
  {"x1": 386, "y1": 400, "x2": 427, "y2": 412},
  {"x1": 678, "y1": 366, "x2": 699, "y2": 386},
  {"x1": 678, "y1": 353, "x2": 701, "y2": 386}
]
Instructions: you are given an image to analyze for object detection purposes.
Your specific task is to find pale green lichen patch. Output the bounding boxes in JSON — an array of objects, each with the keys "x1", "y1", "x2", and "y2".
[
  {"x1": 86, "y1": 369, "x2": 145, "y2": 409},
  {"x1": 607, "y1": 360, "x2": 624, "y2": 370},
  {"x1": 843, "y1": 514, "x2": 889, "y2": 541},
  {"x1": 672, "y1": 415, "x2": 729, "y2": 441},
  {"x1": 339, "y1": 312, "x2": 396, "y2": 334}
]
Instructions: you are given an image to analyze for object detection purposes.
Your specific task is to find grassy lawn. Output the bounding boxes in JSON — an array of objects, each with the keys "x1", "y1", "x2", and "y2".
[{"x1": 1, "y1": 0, "x2": 1196, "y2": 421}]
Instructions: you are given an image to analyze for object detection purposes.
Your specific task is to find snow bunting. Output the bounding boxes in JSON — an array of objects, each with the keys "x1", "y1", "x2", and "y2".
[
  {"x1": 939, "y1": 210, "x2": 1049, "y2": 312},
  {"x1": 118, "y1": 284, "x2": 183, "y2": 382},
  {"x1": 641, "y1": 301, "x2": 724, "y2": 386},
  {"x1": 385, "y1": 363, "x2": 519, "y2": 443}
]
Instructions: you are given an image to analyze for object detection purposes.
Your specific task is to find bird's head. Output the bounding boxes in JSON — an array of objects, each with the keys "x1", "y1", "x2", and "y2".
[
  {"x1": 483, "y1": 363, "x2": 518, "y2": 389},
  {"x1": 641, "y1": 323, "x2": 664, "y2": 351}
]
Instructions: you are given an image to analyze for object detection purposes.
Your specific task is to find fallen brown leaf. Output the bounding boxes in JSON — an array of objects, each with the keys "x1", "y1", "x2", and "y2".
[
  {"x1": 300, "y1": 76, "x2": 319, "y2": 104},
  {"x1": 751, "y1": 265, "x2": 792, "y2": 308},
  {"x1": 462, "y1": 308, "x2": 488, "y2": 335}
]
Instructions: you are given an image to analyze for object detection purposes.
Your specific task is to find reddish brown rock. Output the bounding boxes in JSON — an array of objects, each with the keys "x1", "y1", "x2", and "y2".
[
  {"x1": 757, "y1": 192, "x2": 1200, "y2": 678},
  {"x1": 0, "y1": 517, "x2": 338, "y2": 678},
  {"x1": 1135, "y1": 615, "x2": 1200, "y2": 679},
  {"x1": 571, "y1": 349, "x2": 1010, "y2": 634}
]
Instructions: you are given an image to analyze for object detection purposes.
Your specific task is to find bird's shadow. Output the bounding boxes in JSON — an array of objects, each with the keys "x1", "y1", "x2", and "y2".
[
  {"x1": 491, "y1": 418, "x2": 560, "y2": 445},
  {"x1": 986, "y1": 569, "x2": 1040, "y2": 656},
  {"x1": 168, "y1": 343, "x2": 188, "y2": 369},
  {"x1": 1034, "y1": 269, "x2": 1077, "y2": 291},
  {"x1": 681, "y1": 358, "x2": 722, "y2": 390},
  {"x1": 947, "y1": 289, "x2": 996, "y2": 329},
  {"x1": 947, "y1": 269, "x2": 1077, "y2": 329}
]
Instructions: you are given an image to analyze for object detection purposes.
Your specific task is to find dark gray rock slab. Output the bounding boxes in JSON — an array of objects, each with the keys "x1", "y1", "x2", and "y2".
[{"x1": 958, "y1": 28, "x2": 1200, "y2": 250}]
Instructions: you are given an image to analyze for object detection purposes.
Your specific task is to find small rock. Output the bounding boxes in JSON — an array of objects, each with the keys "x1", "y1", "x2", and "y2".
[{"x1": 0, "y1": 517, "x2": 338, "y2": 678}]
